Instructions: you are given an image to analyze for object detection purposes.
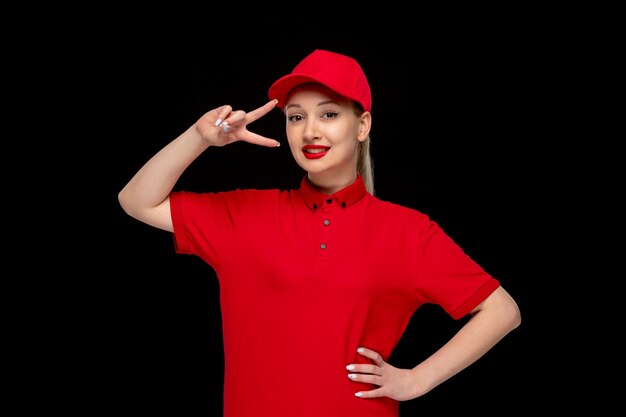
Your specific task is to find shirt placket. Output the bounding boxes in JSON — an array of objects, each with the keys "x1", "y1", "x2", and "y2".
[{"x1": 314, "y1": 197, "x2": 339, "y2": 276}]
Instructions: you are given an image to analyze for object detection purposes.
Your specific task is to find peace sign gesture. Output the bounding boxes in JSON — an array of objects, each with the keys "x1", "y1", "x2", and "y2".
[{"x1": 196, "y1": 99, "x2": 281, "y2": 148}]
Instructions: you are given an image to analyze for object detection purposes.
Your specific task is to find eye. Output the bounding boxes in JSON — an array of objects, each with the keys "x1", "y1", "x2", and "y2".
[
  {"x1": 287, "y1": 114, "x2": 304, "y2": 123},
  {"x1": 321, "y1": 111, "x2": 339, "y2": 120}
]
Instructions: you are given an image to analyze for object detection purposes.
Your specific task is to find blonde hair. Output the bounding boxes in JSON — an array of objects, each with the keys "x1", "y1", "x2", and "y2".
[
  {"x1": 357, "y1": 137, "x2": 374, "y2": 195},
  {"x1": 353, "y1": 103, "x2": 374, "y2": 195}
]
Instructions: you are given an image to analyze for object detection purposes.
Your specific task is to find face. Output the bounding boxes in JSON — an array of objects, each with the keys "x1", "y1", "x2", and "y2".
[{"x1": 284, "y1": 83, "x2": 371, "y2": 190}]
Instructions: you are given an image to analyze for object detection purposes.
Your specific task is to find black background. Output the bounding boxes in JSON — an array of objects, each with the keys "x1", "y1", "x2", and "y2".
[{"x1": 32, "y1": 22, "x2": 577, "y2": 415}]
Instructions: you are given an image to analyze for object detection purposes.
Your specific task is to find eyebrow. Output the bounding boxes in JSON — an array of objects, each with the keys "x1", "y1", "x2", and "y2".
[{"x1": 285, "y1": 100, "x2": 338, "y2": 111}]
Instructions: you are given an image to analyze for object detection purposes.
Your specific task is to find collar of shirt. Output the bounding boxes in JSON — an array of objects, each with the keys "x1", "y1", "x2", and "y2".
[{"x1": 298, "y1": 175, "x2": 367, "y2": 211}]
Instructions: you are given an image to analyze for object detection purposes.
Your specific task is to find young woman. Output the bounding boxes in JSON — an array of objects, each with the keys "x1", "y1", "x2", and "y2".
[{"x1": 118, "y1": 49, "x2": 521, "y2": 417}]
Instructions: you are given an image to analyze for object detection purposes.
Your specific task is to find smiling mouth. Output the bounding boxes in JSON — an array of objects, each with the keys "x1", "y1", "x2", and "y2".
[
  {"x1": 305, "y1": 148, "x2": 327, "y2": 154},
  {"x1": 303, "y1": 146, "x2": 330, "y2": 159}
]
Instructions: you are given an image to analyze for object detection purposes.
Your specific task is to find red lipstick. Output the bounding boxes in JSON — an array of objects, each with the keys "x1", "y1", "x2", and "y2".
[{"x1": 302, "y1": 145, "x2": 330, "y2": 160}]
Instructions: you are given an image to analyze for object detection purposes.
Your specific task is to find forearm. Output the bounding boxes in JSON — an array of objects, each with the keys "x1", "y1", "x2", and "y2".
[
  {"x1": 411, "y1": 287, "x2": 521, "y2": 397},
  {"x1": 118, "y1": 124, "x2": 209, "y2": 218}
]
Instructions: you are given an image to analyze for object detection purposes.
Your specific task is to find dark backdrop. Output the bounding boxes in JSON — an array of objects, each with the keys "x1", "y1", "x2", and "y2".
[{"x1": 57, "y1": 29, "x2": 563, "y2": 415}]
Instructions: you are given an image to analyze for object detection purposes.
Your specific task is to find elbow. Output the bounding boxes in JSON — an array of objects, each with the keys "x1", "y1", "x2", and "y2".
[
  {"x1": 118, "y1": 188, "x2": 136, "y2": 218},
  {"x1": 483, "y1": 286, "x2": 522, "y2": 334},
  {"x1": 118, "y1": 189, "x2": 130, "y2": 214},
  {"x1": 497, "y1": 286, "x2": 522, "y2": 332},
  {"x1": 504, "y1": 296, "x2": 522, "y2": 333},
  {"x1": 510, "y1": 302, "x2": 522, "y2": 332}
]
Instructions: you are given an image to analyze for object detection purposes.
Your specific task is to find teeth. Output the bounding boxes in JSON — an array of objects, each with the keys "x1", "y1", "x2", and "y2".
[{"x1": 305, "y1": 148, "x2": 327, "y2": 154}]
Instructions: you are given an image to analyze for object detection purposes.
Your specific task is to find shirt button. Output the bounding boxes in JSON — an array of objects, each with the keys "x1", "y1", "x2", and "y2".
[
  {"x1": 312, "y1": 204, "x2": 317, "y2": 210},
  {"x1": 341, "y1": 202, "x2": 346, "y2": 208},
  {"x1": 323, "y1": 219, "x2": 330, "y2": 226},
  {"x1": 320, "y1": 243, "x2": 327, "y2": 250},
  {"x1": 326, "y1": 198, "x2": 332, "y2": 204}
]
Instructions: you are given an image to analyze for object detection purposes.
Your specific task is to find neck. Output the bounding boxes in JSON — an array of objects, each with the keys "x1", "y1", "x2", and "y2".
[{"x1": 307, "y1": 171, "x2": 357, "y2": 194}]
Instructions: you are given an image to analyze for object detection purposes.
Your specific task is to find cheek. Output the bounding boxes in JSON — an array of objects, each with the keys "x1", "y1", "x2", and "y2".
[
  {"x1": 324, "y1": 124, "x2": 357, "y2": 143},
  {"x1": 286, "y1": 133, "x2": 301, "y2": 157},
  {"x1": 285, "y1": 129, "x2": 297, "y2": 146},
  {"x1": 335, "y1": 125, "x2": 362, "y2": 149}
]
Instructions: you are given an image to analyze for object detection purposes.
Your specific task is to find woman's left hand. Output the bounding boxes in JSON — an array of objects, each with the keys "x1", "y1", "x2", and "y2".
[{"x1": 346, "y1": 346, "x2": 418, "y2": 401}]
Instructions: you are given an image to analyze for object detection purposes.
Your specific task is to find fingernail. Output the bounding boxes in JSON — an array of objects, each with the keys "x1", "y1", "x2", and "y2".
[
  {"x1": 214, "y1": 118, "x2": 222, "y2": 126},
  {"x1": 275, "y1": 142, "x2": 280, "y2": 147},
  {"x1": 348, "y1": 374, "x2": 357, "y2": 379},
  {"x1": 273, "y1": 99, "x2": 278, "y2": 104},
  {"x1": 357, "y1": 347, "x2": 364, "y2": 353},
  {"x1": 222, "y1": 122, "x2": 230, "y2": 132},
  {"x1": 355, "y1": 392, "x2": 364, "y2": 397},
  {"x1": 346, "y1": 365, "x2": 355, "y2": 371}
]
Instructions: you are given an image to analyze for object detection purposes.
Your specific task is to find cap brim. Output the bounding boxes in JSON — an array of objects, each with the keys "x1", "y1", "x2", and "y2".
[{"x1": 268, "y1": 74, "x2": 327, "y2": 110}]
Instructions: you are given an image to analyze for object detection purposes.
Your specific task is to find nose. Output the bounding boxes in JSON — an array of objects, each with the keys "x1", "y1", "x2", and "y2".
[{"x1": 303, "y1": 118, "x2": 321, "y2": 141}]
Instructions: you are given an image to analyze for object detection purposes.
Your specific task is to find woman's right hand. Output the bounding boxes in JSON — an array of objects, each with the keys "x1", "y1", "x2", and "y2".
[{"x1": 196, "y1": 99, "x2": 281, "y2": 148}]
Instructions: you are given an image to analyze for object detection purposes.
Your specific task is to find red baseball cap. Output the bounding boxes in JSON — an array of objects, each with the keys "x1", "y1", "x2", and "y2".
[{"x1": 268, "y1": 49, "x2": 372, "y2": 112}]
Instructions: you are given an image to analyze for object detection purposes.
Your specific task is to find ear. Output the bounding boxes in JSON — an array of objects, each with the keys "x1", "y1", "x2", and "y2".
[{"x1": 357, "y1": 112, "x2": 372, "y2": 142}]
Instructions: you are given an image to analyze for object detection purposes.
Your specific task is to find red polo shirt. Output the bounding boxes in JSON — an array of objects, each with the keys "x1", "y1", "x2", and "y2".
[{"x1": 170, "y1": 175, "x2": 499, "y2": 417}]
